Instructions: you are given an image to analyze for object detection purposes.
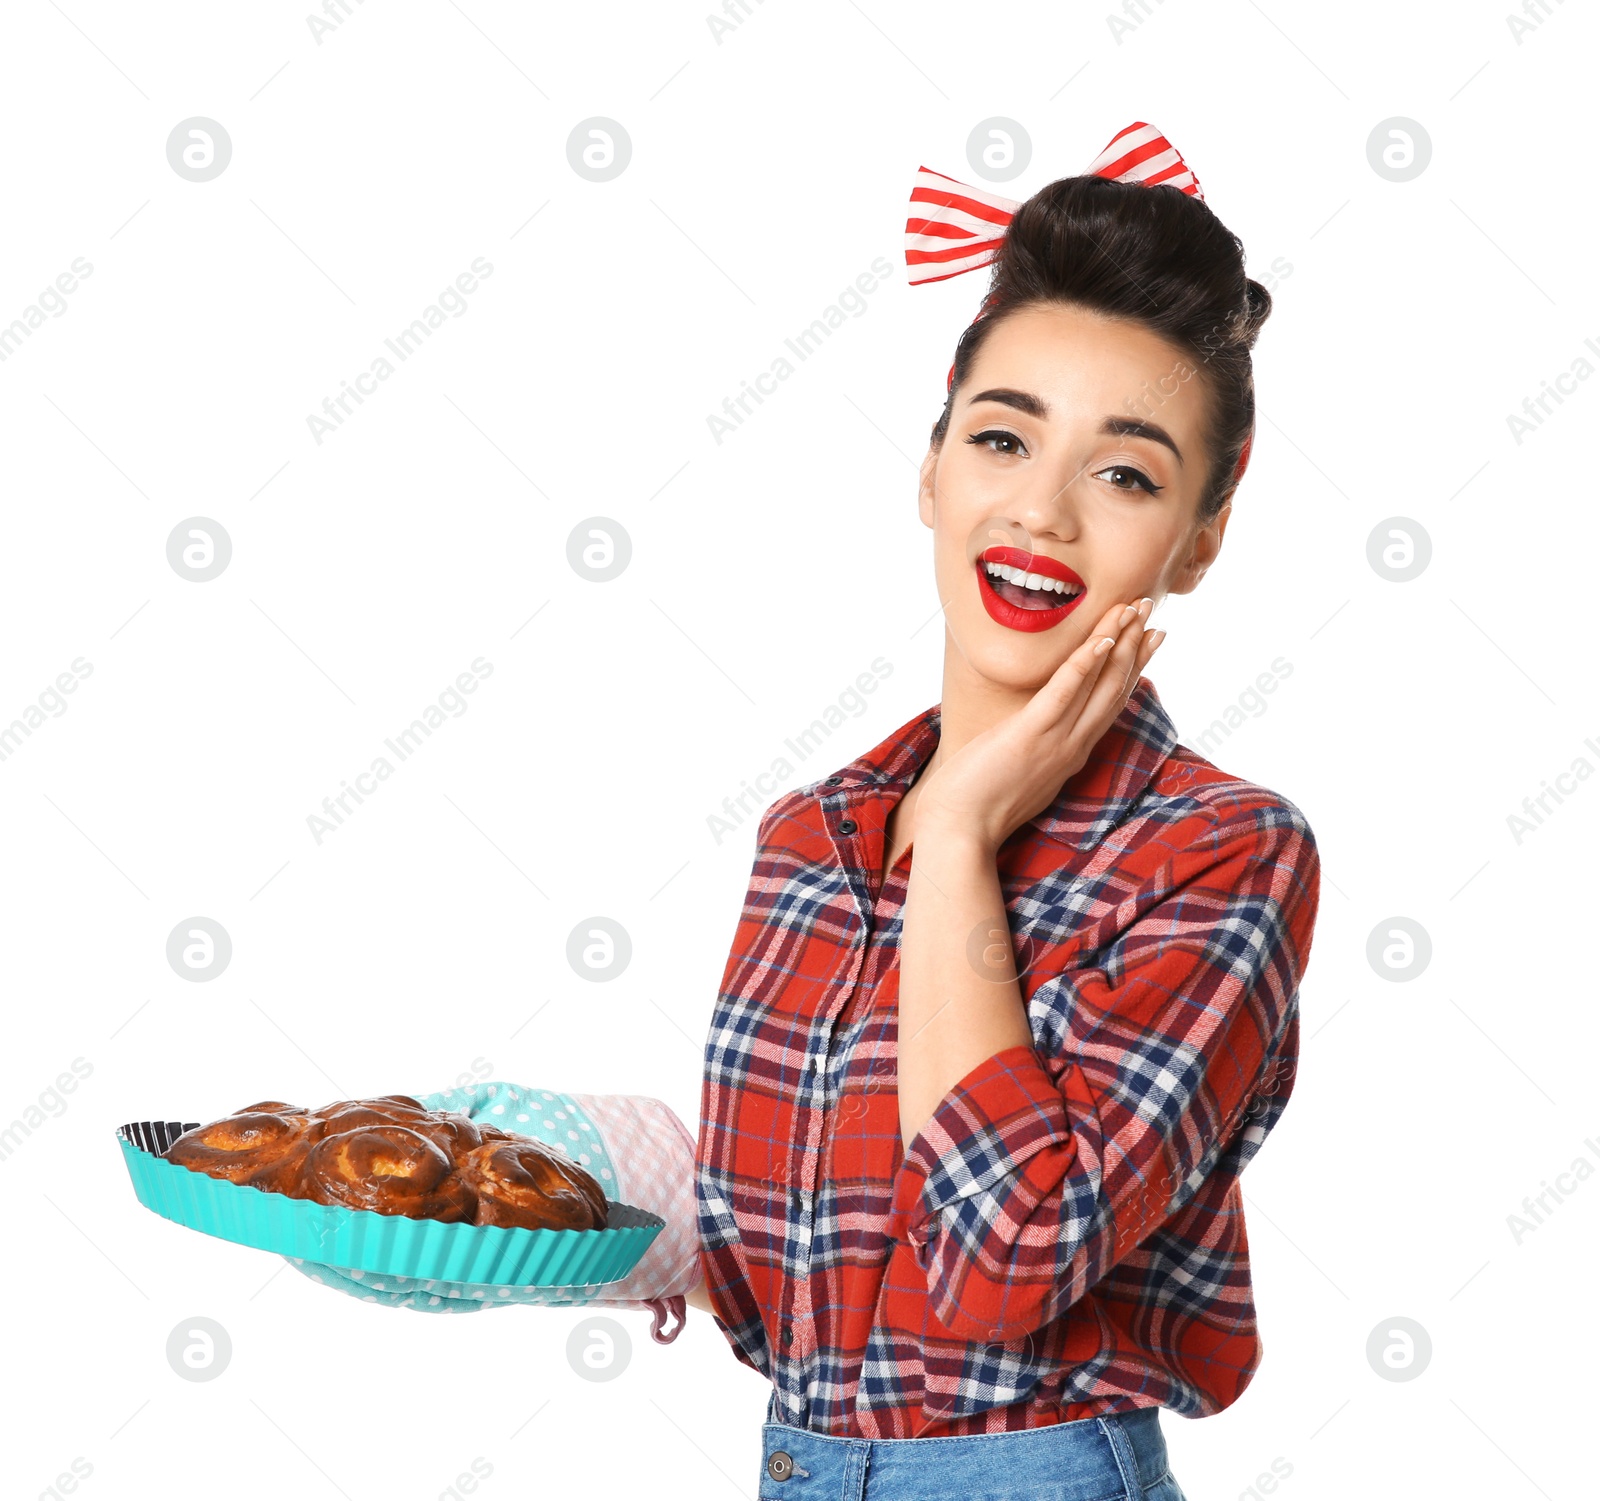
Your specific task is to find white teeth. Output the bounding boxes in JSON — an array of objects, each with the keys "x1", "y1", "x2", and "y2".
[{"x1": 983, "y1": 560, "x2": 1080, "y2": 597}]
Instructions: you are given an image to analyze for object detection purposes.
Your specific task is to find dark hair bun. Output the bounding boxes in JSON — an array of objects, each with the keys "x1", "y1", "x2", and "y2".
[{"x1": 1242, "y1": 276, "x2": 1273, "y2": 338}]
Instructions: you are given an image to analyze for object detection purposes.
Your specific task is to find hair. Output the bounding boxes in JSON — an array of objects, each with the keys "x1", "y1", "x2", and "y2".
[{"x1": 929, "y1": 174, "x2": 1271, "y2": 526}]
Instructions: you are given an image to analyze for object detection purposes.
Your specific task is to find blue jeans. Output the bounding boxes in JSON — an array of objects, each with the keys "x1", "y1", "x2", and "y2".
[{"x1": 757, "y1": 1405, "x2": 1186, "y2": 1501}]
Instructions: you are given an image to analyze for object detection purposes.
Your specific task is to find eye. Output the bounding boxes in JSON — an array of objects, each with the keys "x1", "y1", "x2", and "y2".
[
  {"x1": 964, "y1": 427, "x2": 1028, "y2": 458},
  {"x1": 1094, "y1": 463, "x2": 1163, "y2": 495}
]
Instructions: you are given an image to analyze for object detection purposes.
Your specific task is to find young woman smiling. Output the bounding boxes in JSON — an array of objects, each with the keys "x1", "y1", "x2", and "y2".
[{"x1": 690, "y1": 132, "x2": 1322, "y2": 1501}]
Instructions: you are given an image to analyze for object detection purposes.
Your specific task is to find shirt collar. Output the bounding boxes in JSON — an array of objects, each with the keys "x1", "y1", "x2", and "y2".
[{"x1": 815, "y1": 676, "x2": 1179, "y2": 856}]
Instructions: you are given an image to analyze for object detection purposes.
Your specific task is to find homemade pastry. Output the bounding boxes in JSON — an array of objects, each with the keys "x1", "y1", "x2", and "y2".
[
  {"x1": 162, "y1": 1095, "x2": 608, "y2": 1231},
  {"x1": 298, "y1": 1125, "x2": 477, "y2": 1222},
  {"x1": 457, "y1": 1136, "x2": 608, "y2": 1230},
  {"x1": 163, "y1": 1104, "x2": 324, "y2": 1189}
]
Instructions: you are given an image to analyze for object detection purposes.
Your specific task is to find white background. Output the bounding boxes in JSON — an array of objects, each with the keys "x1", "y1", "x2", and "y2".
[{"x1": 2, "y1": 2, "x2": 1595, "y2": 1498}]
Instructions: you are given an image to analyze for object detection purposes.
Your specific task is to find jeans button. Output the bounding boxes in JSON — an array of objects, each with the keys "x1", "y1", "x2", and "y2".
[{"x1": 767, "y1": 1449, "x2": 794, "y2": 1481}]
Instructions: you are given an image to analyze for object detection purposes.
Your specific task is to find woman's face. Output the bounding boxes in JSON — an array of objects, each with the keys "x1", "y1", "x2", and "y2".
[{"x1": 918, "y1": 301, "x2": 1230, "y2": 692}]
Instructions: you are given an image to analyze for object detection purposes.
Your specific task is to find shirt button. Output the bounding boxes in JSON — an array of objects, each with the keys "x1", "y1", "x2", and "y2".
[
  {"x1": 780, "y1": 1321, "x2": 794, "y2": 1347},
  {"x1": 767, "y1": 1450, "x2": 795, "y2": 1481},
  {"x1": 837, "y1": 818, "x2": 858, "y2": 835},
  {"x1": 824, "y1": 775, "x2": 843, "y2": 786}
]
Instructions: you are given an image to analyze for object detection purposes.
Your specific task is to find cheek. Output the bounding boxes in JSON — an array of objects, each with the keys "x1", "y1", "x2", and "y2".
[
  {"x1": 937, "y1": 444, "x2": 1016, "y2": 509},
  {"x1": 1092, "y1": 506, "x2": 1182, "y2": 560},
  {"x1": 937, "y1": 535, "x2": 975, "y2": 591}
]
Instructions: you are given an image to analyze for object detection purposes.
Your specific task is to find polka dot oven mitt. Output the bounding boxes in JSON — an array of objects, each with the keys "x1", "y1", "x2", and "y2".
[{"x1": 283, "y1": 1082, "x2": 701, "y2": 1341}]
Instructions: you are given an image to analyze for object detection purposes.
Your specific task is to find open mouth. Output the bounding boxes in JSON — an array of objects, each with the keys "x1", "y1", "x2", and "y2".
[{"x1": 974, "y1": 546, "x2": 1087, "y2": 633}]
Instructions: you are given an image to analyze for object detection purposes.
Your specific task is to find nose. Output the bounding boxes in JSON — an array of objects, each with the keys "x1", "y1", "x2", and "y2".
[{"x1": 1014, "y1": 456, "x2": 1088, "y2": 545}]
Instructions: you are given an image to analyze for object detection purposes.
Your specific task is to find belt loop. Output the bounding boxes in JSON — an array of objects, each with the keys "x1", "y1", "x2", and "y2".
[
  {"x1": 841, "y1": 1439, "x2": 870, "y2": 1501},
  {"x1": 1096, "y1": 1413, "x2": 1143, "y2": 1501}
]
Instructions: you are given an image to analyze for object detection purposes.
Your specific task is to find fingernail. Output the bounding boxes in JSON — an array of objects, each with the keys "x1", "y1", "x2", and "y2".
[
  {"x1": 1118, "y1": 604, "x2": 1138, "y2": 627},
  {"x1": 1094, "y1": 635, "x2": 1117, "y2": 657},
  {"x1": 1149, "y1": 630, "x2": 1167, "y2": 651}
]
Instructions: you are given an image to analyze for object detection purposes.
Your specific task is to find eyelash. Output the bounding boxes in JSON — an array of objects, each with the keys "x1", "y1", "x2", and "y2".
[
  {"x1": 963, "y1": 429, "x2": 1164, "y2": 494},
  {"x1": 966, "y1": 427, "x2": 1029, "y2": 458},
  {"x1": 1097, "y1": 464, "x2": 1163, "y2": 496}
]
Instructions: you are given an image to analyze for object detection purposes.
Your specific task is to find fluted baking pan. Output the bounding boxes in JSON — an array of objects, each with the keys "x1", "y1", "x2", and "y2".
[{"x1": 117, "y1": 1119, "x2": 663, "y2": 1288}]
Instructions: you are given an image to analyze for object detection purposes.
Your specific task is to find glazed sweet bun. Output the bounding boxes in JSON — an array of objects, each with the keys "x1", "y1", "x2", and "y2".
[
  {"x1": 162, "y1": 1096, "x2": 609, "y2": 1231},
  {"x1": 317, "y1": 1100, "x2": 487, "y2": 1159},
  {"x1": 457, "y1": 1137, "x2": 608, "y2": 1231},
  {"x1": 165, "y1": 1107, "x2": 324, "y2": 1187},
  {"x1": 298, "y1": 1125, "x2": 476, "y2": 1222}
]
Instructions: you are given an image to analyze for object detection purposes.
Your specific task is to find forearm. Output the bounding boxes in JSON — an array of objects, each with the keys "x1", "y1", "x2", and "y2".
[
  {"x1": 897, "y1": 822, "x2": 1034, "y2": 1149},
  {"x1": 684, "y1": 1280, "x2": 715, "y2": 1315}
]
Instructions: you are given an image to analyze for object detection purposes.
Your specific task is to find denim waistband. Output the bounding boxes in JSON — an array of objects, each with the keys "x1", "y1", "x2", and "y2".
[{"x1": 757, "y1": 1405, "x2": 1171, "y2": 1501}]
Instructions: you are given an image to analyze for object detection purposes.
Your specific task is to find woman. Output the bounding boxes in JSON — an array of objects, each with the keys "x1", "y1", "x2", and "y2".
[{"x1": 688, "y1": 127, "x2": 1322, "y2": 1500}]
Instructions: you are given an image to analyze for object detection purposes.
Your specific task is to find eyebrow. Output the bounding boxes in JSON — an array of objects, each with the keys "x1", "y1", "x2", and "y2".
[{"x1": 965, "y1": 388, "x2": 1185, "y2": 465}]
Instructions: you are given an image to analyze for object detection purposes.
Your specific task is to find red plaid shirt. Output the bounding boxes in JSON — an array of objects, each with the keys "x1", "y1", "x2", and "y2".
[{"x1": 695, "y1": 676, "x2": 1320, "y2": 1438}]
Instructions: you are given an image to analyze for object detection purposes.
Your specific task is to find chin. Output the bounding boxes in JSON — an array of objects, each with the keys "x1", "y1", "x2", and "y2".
[{"x1": 957, "y1": 623, "x2": 1087, "y2": 693}]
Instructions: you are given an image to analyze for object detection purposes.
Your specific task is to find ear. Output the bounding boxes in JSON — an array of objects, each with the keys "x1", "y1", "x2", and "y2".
[
  {"x1": 917, "y1": 445, "x2": 940, "y2": 530},
  {"x1": 1167, "y1": 500, "x2": 1232, "y2": 595}
]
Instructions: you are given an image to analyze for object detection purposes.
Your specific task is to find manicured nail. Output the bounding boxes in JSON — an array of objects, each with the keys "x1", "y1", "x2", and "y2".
[
  {"x1": 1149, "y1": 630, "x2": 1167, "y2": 651},
  {"x1": 1094, "y1": 635, "x2": 1117, "y2": 656},
  {"x1": 1118, "y1": 604, "x2": 1138, "y2": 627}
]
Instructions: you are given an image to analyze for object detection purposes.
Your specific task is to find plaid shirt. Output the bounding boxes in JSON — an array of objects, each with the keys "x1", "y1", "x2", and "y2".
[{"x1": 695, "y1": 676, "x2": 1320, "y2": 1438}]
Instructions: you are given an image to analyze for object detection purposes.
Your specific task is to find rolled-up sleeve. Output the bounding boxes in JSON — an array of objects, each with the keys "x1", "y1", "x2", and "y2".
[{"x1": 886, "y1": 801, "x2": 1319, "y2": 1343}]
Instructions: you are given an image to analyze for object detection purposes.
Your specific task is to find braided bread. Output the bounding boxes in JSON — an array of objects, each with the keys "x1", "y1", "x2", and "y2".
[{"x1": 163, "y1": 1095, "x2": 608, "y2": 1231}]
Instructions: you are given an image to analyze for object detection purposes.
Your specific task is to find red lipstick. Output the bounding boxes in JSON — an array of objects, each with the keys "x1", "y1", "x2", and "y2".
[{"x1": 974, "y1": 545, "x2": 1087, "y2": 634}]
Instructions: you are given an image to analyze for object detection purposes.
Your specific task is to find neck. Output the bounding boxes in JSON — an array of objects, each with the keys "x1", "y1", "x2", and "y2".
[{"x1": 930, "y1": 626, "x2": 1045, "y2": 772}]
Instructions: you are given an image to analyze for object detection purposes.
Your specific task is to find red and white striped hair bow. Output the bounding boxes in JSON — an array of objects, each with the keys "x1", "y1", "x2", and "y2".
[
  {"x1": 905, "y1": 121, "x2": 1203, "y2": 287},
  {"x1": 906, "y1": 121, "x2": 1252, "y2": 490}
]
